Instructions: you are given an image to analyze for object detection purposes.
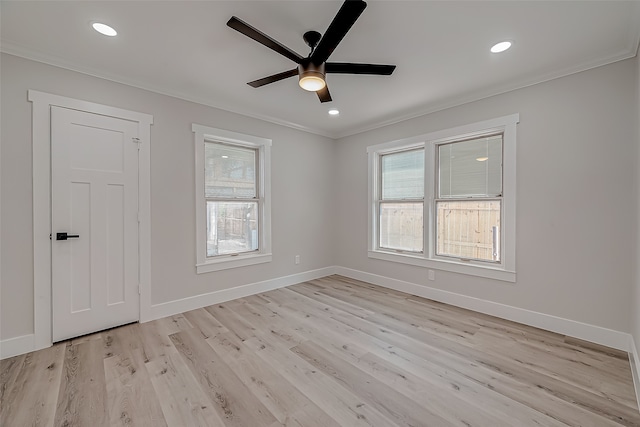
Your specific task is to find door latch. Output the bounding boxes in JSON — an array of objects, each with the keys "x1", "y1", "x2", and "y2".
[{"x1": 56, "y1": 232, "x2": 80, "y2": 241}]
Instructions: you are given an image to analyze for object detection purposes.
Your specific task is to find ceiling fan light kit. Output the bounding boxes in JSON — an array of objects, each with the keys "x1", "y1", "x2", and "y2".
[
  {"x1": 298, "y1": 62, "x2": 326, "y2": 91},
  {"x1": 227, "y1": 0, "x2": 396, "y2": 103}
]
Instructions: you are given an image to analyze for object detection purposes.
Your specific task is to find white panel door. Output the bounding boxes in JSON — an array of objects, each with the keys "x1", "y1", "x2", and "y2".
[{"x1": 51, "y1": 106, "x2": 140, "y2": 342}]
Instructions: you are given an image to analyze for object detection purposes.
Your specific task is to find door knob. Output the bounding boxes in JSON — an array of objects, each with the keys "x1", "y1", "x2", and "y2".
[{"x1": 56, "y1": 232, "x2": 80, "y2": 241}]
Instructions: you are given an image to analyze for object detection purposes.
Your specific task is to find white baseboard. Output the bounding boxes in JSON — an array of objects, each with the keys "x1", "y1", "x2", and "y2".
[
  {"x1": 629, "y1": 335, "x2": 640, "y2": 409},
  {"x1": 335, "y1": 267, "x2": 630, "y2": 351},
  {"x1": 0, "y1": 334, "x2": 35, "y2": 359},
  {"x1": 1, "y1": 266, "x2": 633, "y2": 363},
  {"x1": 144, "y1": 266, "x2": 337, "y2": 322}
]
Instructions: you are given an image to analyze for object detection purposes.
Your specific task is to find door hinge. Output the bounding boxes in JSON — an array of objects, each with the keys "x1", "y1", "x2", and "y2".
[
  {"x1": 132, "y1": 137, "x2": 141, "y2": 150},
  {"x1": 138, "y1": 284, "x2": 142, "y2": 295},
  {"x1": 137, "y1": 212, "x2": 141, "y2": 223}
]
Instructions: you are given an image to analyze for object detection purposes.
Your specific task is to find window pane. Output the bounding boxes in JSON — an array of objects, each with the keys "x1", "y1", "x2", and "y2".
[
  {"x1": 379, "y1": 202, "x2": 423, "y2": 252},
  {"x1": 439, "y1": 135, "x2": 502, "y2": 198},
  {"x1": 436, "y1": 200, "x2": 500, "y2": 262},
  {"x1": 205, "y1": 142, "x2": 256, "y2": 198},
  {"x1": 206, "y1": 201, "x2": 258, "y2": 256},
  {"x1": 381, "y1": 149, "x2": 424, "y2": 200}
]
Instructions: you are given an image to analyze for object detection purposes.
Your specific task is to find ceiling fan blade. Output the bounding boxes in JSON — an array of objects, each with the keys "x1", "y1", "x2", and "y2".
[
  {"x1": 311, "y1": 0, "x2": 367, "y2": 64},
  {"x1": 326, "y1": 62, "x2": 396, "y2": 75},
  {"x1": 317, "y1": 85, "x2": 332, "y2": 103},
  {"x1": 227, "y1": 16, "x2": 304, "y2": 64},
  {"x1": 248, "y1": 69, "x2": 299, "y2": 88}
]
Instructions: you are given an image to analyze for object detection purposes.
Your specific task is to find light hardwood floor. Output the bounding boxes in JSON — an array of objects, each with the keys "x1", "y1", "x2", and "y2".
[{"x1": 2, "y1": 275, "x2": 639, "y2": 426}]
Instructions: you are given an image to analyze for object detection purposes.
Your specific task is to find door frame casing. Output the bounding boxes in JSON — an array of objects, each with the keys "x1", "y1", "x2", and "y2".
[{"x1": 29, "y1": 90, "x2": 153, "y2": 350}]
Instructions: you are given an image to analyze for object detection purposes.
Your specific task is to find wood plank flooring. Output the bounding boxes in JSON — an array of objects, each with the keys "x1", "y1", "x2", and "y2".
[{"x1": 1, "y1": 274, "x2": 639, "y2": 426}]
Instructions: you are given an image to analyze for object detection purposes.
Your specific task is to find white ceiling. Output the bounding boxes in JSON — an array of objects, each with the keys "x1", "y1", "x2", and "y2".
[{"x1": 2, "y1": 1, "x2": 639, "y2": 138}]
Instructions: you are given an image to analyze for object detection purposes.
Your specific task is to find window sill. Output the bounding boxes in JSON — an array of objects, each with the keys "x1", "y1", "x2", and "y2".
[
  {"x1": 196, "y1": 253, "x2": 272, "y2": 274},
  {"x1": 368, "y1": 250, "x2": 516, "y2": 282}
]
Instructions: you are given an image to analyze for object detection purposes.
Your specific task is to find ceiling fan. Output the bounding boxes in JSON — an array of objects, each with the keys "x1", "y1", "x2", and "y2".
[{"x1": 227, "y1": 0, "x2": 396, "y2": 103}]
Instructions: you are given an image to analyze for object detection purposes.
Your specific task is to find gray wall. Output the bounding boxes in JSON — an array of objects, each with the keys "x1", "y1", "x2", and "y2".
[
  {"x1": 0, "y1": 53, "x2": 336, "y2": 340},
  {"x1": 334, "y1": 58, "x2": 638, "y2": 333},
  {"x1": 1, "y1": 52, "x2": 638, "y2": 343}
]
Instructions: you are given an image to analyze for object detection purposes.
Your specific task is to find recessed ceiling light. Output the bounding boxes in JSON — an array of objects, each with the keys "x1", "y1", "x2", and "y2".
[
  {"x1": 490, "y1": 41, "x2": 511, "y2": 53},
  {"x1": 221, "y1": 155, "x2": 229, "y2": 159},
  {"x1": 476, "y1": 157, "x2": 489, "y2": 162},
  {"x1": 92, "y1": 22, "x2": 117, "y2": 37},
  {"x1": 328, "y1": 109, "x2": 340, "y2": 116}
]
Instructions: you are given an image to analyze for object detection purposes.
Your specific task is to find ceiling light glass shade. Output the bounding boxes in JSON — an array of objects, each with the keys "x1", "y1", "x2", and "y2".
[
  {"x1": 490, "y1": 41, "x2": 511, "y2": 53},
  {"x1": 299, "y1": 75, "x2": 325, "y2": 91},
  {"x1": 298, "y1": 63, "x2": 326, "y2": 91},
  {"x1": 92, "y1": 22, "x2": 117, "y2": 37}
]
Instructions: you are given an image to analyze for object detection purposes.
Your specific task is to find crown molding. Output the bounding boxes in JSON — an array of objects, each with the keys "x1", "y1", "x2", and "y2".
[
  {"x1": 0, "y1": 42, "x2": 335, "y2": 139},
  {"x1": 333, "y1": 46, "x2": 639, "y2": 139},
  {"x1": 3, "y1": 34, "x2": 638, "y2": 142}
]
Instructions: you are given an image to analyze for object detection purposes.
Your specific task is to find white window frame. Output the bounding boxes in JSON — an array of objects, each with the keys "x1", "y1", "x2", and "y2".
[
  {"x1": 367, "y1": 114, "x2": 518, "y2": 282},
  {"x1": 193, "y1": 124, "x2": 272, "y2": 273},
  {"x1": 377, "y1": 145, "x2": 425, "y2": 254}
]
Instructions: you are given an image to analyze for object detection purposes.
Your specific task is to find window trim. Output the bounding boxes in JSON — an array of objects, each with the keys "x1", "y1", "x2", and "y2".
[
  {"x1": 367, "y1": 114, "x2": 518, "y2": 282},
  {"x1": 193, "y1": 124, "x2": 272, "y2": 273}
]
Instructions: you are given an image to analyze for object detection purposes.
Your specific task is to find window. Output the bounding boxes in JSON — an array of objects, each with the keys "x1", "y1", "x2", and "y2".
[
  {"x1": 379, "y1": 148, "x2": 424, "y2": 252},
  {"x1": 436, "y1": 134, "x2": 502, "y2": 262},
  {"x1": 205, "y1": 142, "x2": 258, "y2": 257},
  {"x1": 193, "y1": 124, "x2": 271, "y2": 273},
  {"x1": 368, "y1": 114, "x2": 518, "y2": 282}
]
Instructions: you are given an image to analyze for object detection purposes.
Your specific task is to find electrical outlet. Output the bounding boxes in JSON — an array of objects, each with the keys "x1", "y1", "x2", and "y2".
[
  {"x1": 428, "y1": 269, "x2": 435, "y2": 281},
  {"x1": 295, "y1": 255, "x2": 300, "y2": 265}
]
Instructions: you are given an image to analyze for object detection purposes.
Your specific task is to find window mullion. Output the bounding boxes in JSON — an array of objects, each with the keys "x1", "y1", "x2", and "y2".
[{"x1": 425, "y1": 141, "x2": 435, "y2": 260}]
